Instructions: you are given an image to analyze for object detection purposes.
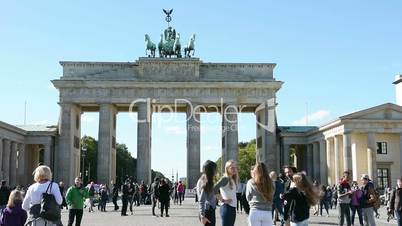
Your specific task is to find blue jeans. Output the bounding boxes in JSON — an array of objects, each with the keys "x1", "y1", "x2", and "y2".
[
  {"x1": 220, "y1": 204, "x2": 236, "y2": 226},
  {"x1": 350, "y1": 205, "x2": 363, "y2": 226},
  {"x1": 396, "y1": 210, "x2": 402, "y2": 226}
]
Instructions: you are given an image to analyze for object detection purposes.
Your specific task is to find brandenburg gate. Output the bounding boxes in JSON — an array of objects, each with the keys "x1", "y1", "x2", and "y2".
[{"x1": 52, "y1": 57, "x2": 283, "y2": 187}]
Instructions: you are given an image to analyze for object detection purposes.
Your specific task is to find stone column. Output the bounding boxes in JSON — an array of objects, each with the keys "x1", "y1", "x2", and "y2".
[
  {"x1": 351, "y1": 142, "x2": 358, "y2": 182},
  {"x1": 57, "y1": 103, "x2": 81, "y2": 185},
  {"x1": 186, "y1": 104, "x2": 200, "y2": 189},
  {"x1": 319, "y1": 140, "x2": 327, "y2": 184},
  {"x1": 334, "y1": 135, "x2": 341, "y2": 183},
  {"x1": 282, "y1": 144, "x2": 291, "y2": 166},
  {"x1": 2, "y1": 139, "x2": 11, "y2": 183},
  {"x1": 17, "y1": 143, "x2": 26, "y2": 186},
  {"x1": 97, "y1": 103, "x2": 117, "y2": 185},
  {"x1": 255, "y1": 99, "x2": 277, "y2": 172},
  {"x1": 43, "y1": 143, "x2": 52, "y2": 167},
  {"x1": 306, "y1": 144, "x2": 313, "y2": 177},
  {"x1": 400, "y1": 133, "x2": 402, "y2": 178},
  {"x1": 137, "y1": 101, "x2": 152, "y2": 185},
  {"x1": 312, "y1": 142, "x2": 320, "y2": 181},
  {"x1": 326, "y1": 139, "x2": 332, "y2": 185},
  {"x1": 343, "y1": 132, "x2": 353, "y2": 179},
  {"x1": 9, "y1": 142, "x2": 18, "y2": 187},
  {"x1": 222, "y1": 103, "x2": 238, "y2": 169},
  {"x1": 367, "y1": 132, "x2": 377, "y2": 185},
  {"x1": 0, "y1": 137, "x2": 3, "y2": 179}
]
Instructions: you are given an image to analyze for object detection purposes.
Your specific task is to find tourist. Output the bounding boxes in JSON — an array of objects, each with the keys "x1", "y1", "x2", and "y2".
[
  {"x1": 174, "y1": 182, "x2": 179, "y2": 204},
  {"x1": 283, "y1": 172, "x2": 319, "y2": 226},
  {"x1": 87, "y1": 181, "x2": 95, "y2": 213},
  {"x1": 159, "y1": 179, "x2": 170, "y2": 217},
  {"x1": 127, "y1": 181, "x2": 135, "y2": 214},
  {"x1": 360, "y1": 174, "x2": 377, "y2": 226},
  {"x1": 236, "y1": 180, "x2": 245, "y2": 213},
  {"x1": 22, "y1": 165, "x2": 63, "y2": 226},
  {"x1": 139, "y1": 181, "x2": 147, "y2": 205},
  {"x1": 337, "y1": 171, "x2": 352, "y2": 226},
  {"x1": 59, "y1": 181, "x2": 68, "y2": 210},
  {"x1": 270, "y1": 171, "x2": 284, "y2": 226},
  {"x1": 150, "y1": 177, "x2": 160, "y2": 216},
  {"x1": 246, "y1": 162, "x2": 274, "y2": 226},
  {"x1": 0, "y1": 189, "x2": 27, "y2": 226},
  {"x1": 99, "y1": 185, "x2": 108, "y2": 212},
  {"x1": 215, "y1": 160, "x2": 239, "y2": 226},
  {"x1": 177, "y1": 181, "x2": 185, "y2": 205},
  {"x1": 319, "y1": 185, "x2": 331, "y2": 217},
  {"x1": 66, "y1": 177, "x2": 89, "y2": 226},
  {"x1": 282, "y1": 165, "x2": 297, "y2": 226},
  {"x1": 134, "y1": 182, "x2": 140, "y2": 206},
  {"x1": 0, "y1": 180, "x2": 11, "y2": 212},
  {"x1": 121, "y1": 179, "x2": 129, "y2": 216},
  {"x1": 197, "y1": 160, "x2": 218, "y2": 226},
  {"x1": 350, "y1": 181, "x2": 363, "y2": 226},
  {"x1": 112, "y1": 182, "x2": 119, "y2": 211},
  {"x1": 388, "y1": 178, "x2": 402, "y2": 226}
]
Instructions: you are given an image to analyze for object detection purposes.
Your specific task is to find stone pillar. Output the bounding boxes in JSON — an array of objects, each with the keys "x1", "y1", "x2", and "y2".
[
  {"x1": 2, "y1": 139, "x2": 11, "y2": 183},
  {"x1": 367, "y1": 132, "x2": 377, "y2": 185},
  {"x1": 0, "y1": 137, "x2": 3, "y2": 179},
  {"x1": 222, "y1": 103, "x2": 238, "y2": 169},
  {"x1": 282, "y1": 144, "x2": 291, "y2": 166},
  {"x1": 351, "y1": 142, "x2": 358, "y2": 182},
  {"x1": 326, "y1": 139, "x2": 332, "y2": 185},
  {"x1": 43, "y1": 143, "x2": 52, "y2": 167},
  {"x1": 343, "y1": 132, "x2": 353, "y2": 179},
  {"x1": 97, "y1": 104, "x2": 117, "y2": 185},
  {"x1": 57, "y1": 103, "x2": 81, "y2": 185},
  {"x1": 334, "y1": 135, "x2": 341, "y2": 183},
  {"x1": 17, "y1": 143, "x2": 26, "y2": 186},
  {"x1": 400, "y1": 133, "x2": 402, "y2": 179},
  {"x1": 306, "y1": 144, "x2": 313, "y2": 177},
  {"x1": 312, "y1": 142, "x2": 320, "y2": 181},
  {"x1": 186, "y1": 104, "x2": 200, "y2": 189},
  {"x1": 9, "y1": 142, "x2": 18, "y2": 187},
  {"x1": 319, "y1": 140, "x2": 327, "y2": 184},
  {"x1": 137, "y1": 101, "x2": 152, "y2": 185},
  {"x1": 255, "y1": 99, "x2": 277, "y2": 172}
]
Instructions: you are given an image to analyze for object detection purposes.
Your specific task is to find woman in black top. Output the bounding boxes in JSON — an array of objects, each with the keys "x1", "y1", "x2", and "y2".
[
  {"x1": 389, "y1": 178, "x2": 402, "y2": 226},
  {"x1": 159, "y1": 179, "x2": 171, "y2": 217},
  {"x1": 283, "y1": 173, "x2": 319, "y2": 226}
]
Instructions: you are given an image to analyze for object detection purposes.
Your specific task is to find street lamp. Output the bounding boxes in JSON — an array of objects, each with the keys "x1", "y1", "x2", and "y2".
[{"x1": 81, "y1": 144, "x2": 87, "y2": 184}]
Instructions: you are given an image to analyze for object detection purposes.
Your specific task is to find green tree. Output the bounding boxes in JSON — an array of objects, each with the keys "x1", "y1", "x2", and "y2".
[
  {"x1": 116, "y1": 143, "x2": 136, "y2": 184},
  {"x1": 81, "y1": 135, "x2": 98, "y2": 184}
]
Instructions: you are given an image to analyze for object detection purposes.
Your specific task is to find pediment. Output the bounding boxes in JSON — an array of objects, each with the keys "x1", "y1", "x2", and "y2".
[{"x1": 340, "y1": 103, "x2": 402, "y2": 120}]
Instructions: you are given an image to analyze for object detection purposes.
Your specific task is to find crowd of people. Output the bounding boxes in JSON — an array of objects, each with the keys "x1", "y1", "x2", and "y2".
[{"x1": 0, "y1": 163, "x2": 401, "y2": 226}]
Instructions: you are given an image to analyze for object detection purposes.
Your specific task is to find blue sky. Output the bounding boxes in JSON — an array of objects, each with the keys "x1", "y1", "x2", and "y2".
[{"x1": 1, "y1": 1, "x2": 401, "y2": 179}]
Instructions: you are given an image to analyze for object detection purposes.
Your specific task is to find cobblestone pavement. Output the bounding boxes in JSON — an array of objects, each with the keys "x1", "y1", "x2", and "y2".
[{"x1": 60, "y1": 199, "x2": 397, "y2": 226}]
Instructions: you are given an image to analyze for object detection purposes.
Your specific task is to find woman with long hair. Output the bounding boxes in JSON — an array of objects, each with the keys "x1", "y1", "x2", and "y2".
[
  {"x1": 246, "y1": 162, "x2": 274, "y2": 226},
  {"x1": 283, "y1": 172, "x2": 319, "y2": 226},
  {"x1": 215, "y1": 160, "x2": 239, "y2": 226},
  {"x1": 197, "y1": 160, "x2": 218, "y2": 226},
  {"x1": 0, "y1": 189, "x2": 27, "y2": 226}
]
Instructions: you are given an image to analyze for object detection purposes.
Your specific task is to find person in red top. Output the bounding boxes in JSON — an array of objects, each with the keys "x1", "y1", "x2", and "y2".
[{"x1": 177, "y1": 181, "x2": 185, "y2": 205}]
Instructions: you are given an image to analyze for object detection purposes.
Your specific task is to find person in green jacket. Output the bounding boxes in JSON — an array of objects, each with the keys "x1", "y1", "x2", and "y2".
[{"x1": 66, "y1": 177, "x2": 89, "y2": 226}]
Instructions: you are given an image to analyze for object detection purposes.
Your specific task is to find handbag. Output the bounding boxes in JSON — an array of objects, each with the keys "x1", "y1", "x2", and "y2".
[{"x1": 40, "y1": 181, "x2": 61, "y2": 222}]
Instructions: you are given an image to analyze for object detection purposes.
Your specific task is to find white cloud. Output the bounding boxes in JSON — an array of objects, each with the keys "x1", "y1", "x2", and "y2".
[
  {"x1": 292, "y1": 110, "x2": 330, "y2": 126},
  {"x1": 165, "y1": 126, "x2": 186, "y2": 135},
  {"x1": 81, "y1": 115, "x2": 96, "y2": 123}
]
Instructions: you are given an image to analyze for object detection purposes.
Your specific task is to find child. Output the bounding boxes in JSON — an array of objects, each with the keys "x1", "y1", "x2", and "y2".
[{"x1": 0, "y1": 190, "x2": 27, "y2": 226}]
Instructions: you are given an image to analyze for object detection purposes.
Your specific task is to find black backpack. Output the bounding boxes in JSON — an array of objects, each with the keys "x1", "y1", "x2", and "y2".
[{"x1": 40, "y1": 181, "x2": 61, "y2": 221}]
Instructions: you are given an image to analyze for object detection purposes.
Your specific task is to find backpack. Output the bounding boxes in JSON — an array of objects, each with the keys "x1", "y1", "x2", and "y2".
[
  {"x1": 373, "y1": 189, "x2": 381, "y2": 210},
  {"x1": 40, "y1": 181, "x2": 61, "y2": 222}
]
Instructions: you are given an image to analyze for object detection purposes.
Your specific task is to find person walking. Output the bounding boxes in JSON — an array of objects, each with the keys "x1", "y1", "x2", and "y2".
[
  {"x1": 389, "y1": 178, "x2": 402, "y2": 226},
  {"x1": 58, "y1": 181, "x2": 68, "y2": 210},
  {"x1": 112, "y1": 183, "x2": 119, "y2": 211},
  {"x1": 270, "y1": 171, "x2": 285, "y2": 226},
  {"x1": 283, "y1": 173, "x2": 319, "y2": 226},
  {"x1": 246, "y1": 162, "x2": 274, "y2": 226},
  {"x1": 0, "y1": 189, "x2": 27, "y2": 226},
  {"x1": 66, "y1": 177, "x2": 89, "y2": 226},
  {"x1": 360, "y1": 174, "x2": 377, "y2": 226},
  {"x1": 22, "y1": 165, "x2": 63, "y2": 226},
  {"x1": 150, "y1": 178, "x2": 160, "y2": 216},
  {"x1": 127, "y1": 181, "x2": 135, "y2": 215},
  {"x1": 236, "y1": 181, "x2": 245, "y2": 213},
  {"x1": 350, "y1": 182, "x2": 363, "y2": 226},
  {"x1": 215, "y1": 160, "x2": 239, "y2": 226},
  {"x1": 87, "y1": 181, "x2": 95, "y2": 213},
  {"x1": 337, "y1": 171, "x2": 352, "y2": 226},
  {"x1": 177, "y1": 181, "x2": 185, "y2": 205},
  {"x1": 197, "y1": 160, "x2": 218, "y2": 226},
  {"x1": 99, "y1": 185, "x2": 108, "y2": 212},
  {"x1": 0, "y1": 181, "x2": 11, "y2": 213},
  {"x1": 159, "y1": 179, "x2": 170, "y2": 217},
  {"x1": 319, "y1": 185, "x2": 331, "y2": 217},
  {"x1": 173, "y1": 182, "x2": 179, "y2": 205},
  {"x1": 121, "y1": 179, "x2": 129, "y2": 216}
]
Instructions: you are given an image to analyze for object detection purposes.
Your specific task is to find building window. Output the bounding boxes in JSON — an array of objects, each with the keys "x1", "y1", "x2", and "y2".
[
  {"x1": 377, "y1": 168, "x2": 389, "y2": 190},
  {"x1": 376, "y1": 142, "x2": 387, "y2": 154}
]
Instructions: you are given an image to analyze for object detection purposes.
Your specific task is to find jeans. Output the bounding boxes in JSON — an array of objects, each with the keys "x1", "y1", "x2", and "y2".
[
  {"x1": 152, "y1": 197, "x2": 158, "y2": 215},
  {"x1": 204, "y1": 208, "x2": 216, "y2": 226},
  {"x1": 396, "y1": 210, "x2": 402, "y2": 226},
  {"x1": 290, "y1": 219, "x2": 308, "y2": 226},
  {"x1": 272, "y1": 202, "x2": 284, "y2": 225},
  {"x1": 160, "y1": 200, "x2": 169, "y2": 216},
  {"x1": 68, "y1": 209, "x2": 83, "y2": 226},
  {"x1": 121, "y1": 196, "x2": 128, "y2": 215},
  {"x1": 320, "y1": 200, "x2": 329, "y2": 215},
  {"x1": 338, "y1": 203, "x2": 351, "y2": 226},
  {"x1": 220, "y1": 204, "x2": 236, "y2": 226},
  {"x1": 350, "y1": 205, "x2": 363, "y2": 225},
  {"x1": 362, "y1": 207, "x2": 376, "y2": 226},
  {"x1": 248, "y1": 209, "x2": 272, "y2": 226}
]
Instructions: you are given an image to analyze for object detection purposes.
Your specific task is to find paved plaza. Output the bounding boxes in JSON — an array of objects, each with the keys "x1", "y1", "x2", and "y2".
[{"x1": 60, "y1": 199, "x2": 397, "y2": 226}]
